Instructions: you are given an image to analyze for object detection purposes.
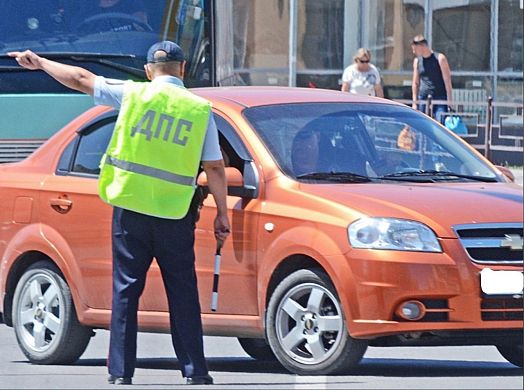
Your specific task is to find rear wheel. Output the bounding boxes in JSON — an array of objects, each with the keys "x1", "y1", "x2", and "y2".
[
  {"x1": 266, "y1": 268, "x2": 367, "y2": 375},
  {"x1": 496, "y1": 343, "x2": 523, "y2": 367},
  {"x1": 12, "y1": 261, "x2": 93, "y2": 364},
  {"x1": 238, "y1": 338, "x2": 277, "y2": 361}
]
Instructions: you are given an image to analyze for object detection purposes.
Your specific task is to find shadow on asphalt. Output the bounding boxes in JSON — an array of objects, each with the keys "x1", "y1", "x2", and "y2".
[
  {"x1": 352, "y1": 357, "x2": 522, "y2": 377},
  {"x1": 9, "y1": 356, "x2": 514, "y2": 377}
]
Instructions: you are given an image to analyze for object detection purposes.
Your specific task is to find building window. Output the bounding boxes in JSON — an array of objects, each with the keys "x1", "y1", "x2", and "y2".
[
  {"x1": 297, "y1": 0, "x2": 344, "y2": 71},
  {"x1": 295, "y1": 0, "x2": 344, "y2": 89},
  {"x1": 381, "y1": 74, "x2": 413, "y2": 100},
  {"x1": 432, "y1": 0, "x2": 491, "y2": 71},
  {"x1": 364, "y1": 0, "x2": 425, "y2": 72},
  {"x1": 232, "y1": 0, "x2": 290, "y2": 86},
  {"x1": 497, "y1": 78, "x2": 524, "y2": 104},
  {"x1": 498, "y1": 0, "x2": 523, "y2": 72}
]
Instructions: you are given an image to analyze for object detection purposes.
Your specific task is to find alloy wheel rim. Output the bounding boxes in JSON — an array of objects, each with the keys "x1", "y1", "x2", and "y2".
[
  {"x1": 275, "y1": 282, "x2": 344, "y2": 365},
  {"x1": 16, "y1": 273, "x2": 63, "y2": 352}
]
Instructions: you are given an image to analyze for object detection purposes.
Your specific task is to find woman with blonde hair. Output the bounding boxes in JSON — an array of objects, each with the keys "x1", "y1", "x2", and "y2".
[{"x1": 341, "y1": 48, "x2": 384, "y2": 98}]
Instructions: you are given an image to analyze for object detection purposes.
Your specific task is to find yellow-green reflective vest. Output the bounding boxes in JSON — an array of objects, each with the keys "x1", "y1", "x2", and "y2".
[{"x1": 98, "y1": 81, "x2": 210, "y2": 219}]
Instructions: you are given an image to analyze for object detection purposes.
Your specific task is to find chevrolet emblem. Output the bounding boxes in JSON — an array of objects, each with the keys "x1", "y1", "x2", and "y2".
[{"x1": 500, "y1": 234, "x2": 524, "y2": 251}]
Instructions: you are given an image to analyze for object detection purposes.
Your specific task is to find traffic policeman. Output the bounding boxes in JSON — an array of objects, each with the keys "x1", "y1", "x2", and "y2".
[{"x1": 8, "y1": 41, "x2": 230, "y2": 386}]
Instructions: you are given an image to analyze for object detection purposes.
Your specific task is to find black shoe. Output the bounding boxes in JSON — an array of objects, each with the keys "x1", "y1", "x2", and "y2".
[
  {"x1": 186, "y1": 374, "x2": 214, "y2": 385},
  {"x1": 108, "y1": 375, "x2": 132, "y2": 385}
]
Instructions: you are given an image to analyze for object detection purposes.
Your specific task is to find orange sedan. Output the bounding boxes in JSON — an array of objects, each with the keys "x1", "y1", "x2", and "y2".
[{"x1": 0, "y1": 87, "x2": 522, "y2": 375}]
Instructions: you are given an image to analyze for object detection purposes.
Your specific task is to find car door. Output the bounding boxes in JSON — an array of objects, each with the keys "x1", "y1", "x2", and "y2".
[
  {"x1": 40, "y1": 113, "x2": 168, "y2": 311},
  {"x1": 39, "y1": 114, "x2": 116, "y2": 310},
  {"x1": 40, "y1": 110, "x2": 260, "y2": 315},
  {"x1": 194, "y1": 112, "x2": 261, "y2": 315}
]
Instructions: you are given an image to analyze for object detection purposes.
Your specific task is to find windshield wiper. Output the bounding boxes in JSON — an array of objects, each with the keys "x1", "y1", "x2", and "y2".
[
  {"x1": 378, "y1": 170, "x2": 498, "y2": 183},
  {"x1": 0, "y1": 52, "x2": 145, "y2": 77},
  {"x1": 296, "y1": 171, "x2": 372, "y2": 183}
]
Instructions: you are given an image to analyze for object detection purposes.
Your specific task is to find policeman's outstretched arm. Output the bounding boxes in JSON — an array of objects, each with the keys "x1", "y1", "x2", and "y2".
[
  {"x1": 7, "y1": 50, "x2": 96, "y2": 96},
  {"x1": 202, "y1": 159, "x2": 230, "y2": 242}
]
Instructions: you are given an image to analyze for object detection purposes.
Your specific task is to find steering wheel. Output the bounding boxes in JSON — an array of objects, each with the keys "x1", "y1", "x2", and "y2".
[{"x1": 76, "y1": 12, "x2": 153, "y2": 34}]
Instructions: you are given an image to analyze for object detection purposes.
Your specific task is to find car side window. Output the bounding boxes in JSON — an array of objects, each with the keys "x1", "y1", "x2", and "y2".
[
  {"x1": 213, "y1": 112, "x2": 259, "y2": 198},
  {"x1": 56, "y1": 139, "x2": 76, "y2": 174},
  {"x1": 213, "y1": 113, "x2": 251, "y2": 173},
  {"x1": 57, "y1": 119, "x2": 115, "y2": 177},
  {"x1": 59, "y1": 113, "x2": 250, "y2": 178},
  {"x1": 72, "y1": 120, "x2": 115, "y2": 176}
]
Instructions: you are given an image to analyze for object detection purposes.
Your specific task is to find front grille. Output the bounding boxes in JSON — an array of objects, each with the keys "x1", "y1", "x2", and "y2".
[
  {"x1": 421, "y1": 299, "x2": 450, "y2": 322},
  {"x1": 453, "y1": 223, "x2": 523, "y2": 265},
  {"x1": 481, "y1": 297, "x2": 523, "y2": 321},
  {"x1": 468, "y1": 248, "x2": 523, "y2": 262}
]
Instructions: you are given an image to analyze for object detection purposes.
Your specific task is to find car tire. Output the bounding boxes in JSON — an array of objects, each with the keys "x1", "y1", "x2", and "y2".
[
  {"x1": 238, "y1": 338, "x2": 277, "y2": 361},
  {"x1": 496, "y1": 343, "x2": 523, "y2": 367},
  {"x1": 266, "y1": 268, "x2": 367, "y2": 375},
  {"x1": 12, "y1": 261, "x2": 93, "y2": 364}
]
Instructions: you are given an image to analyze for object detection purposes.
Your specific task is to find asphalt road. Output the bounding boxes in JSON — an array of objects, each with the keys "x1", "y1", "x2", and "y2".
[{"x1": 0, "y1": 324, "x2": 522, "y2": 389}]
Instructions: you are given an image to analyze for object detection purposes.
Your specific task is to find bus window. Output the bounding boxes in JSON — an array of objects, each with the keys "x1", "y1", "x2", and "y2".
[
  {"x1": 0, "y1": 0, "x2": 213, "y2": 92},
  {"x1": 0, "y1": 0, "x2": 215, "y2": 143}
]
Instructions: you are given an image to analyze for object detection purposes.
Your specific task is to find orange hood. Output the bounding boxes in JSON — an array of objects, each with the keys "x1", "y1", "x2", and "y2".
[{"x1": 303, "y1": 182, "x2": 523, "y2": 238}]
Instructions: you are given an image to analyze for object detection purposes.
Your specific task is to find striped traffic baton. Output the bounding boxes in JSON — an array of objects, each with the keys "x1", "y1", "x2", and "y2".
[{"x1": 211, "y1": 239, "x2": 224, "y2": 312}]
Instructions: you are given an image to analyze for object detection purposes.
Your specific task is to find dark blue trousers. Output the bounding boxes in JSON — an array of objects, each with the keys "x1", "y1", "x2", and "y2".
[
  {"x1": 107, "y1": 207, "x2": 208, "y2": 379},
  {"x1": 418, "y1": 101, "x2": 448, "y2": 125}
]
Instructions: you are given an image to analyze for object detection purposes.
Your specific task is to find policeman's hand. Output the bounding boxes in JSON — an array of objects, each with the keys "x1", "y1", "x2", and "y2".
[
  {"x1": 7, "y1": 50, "x2": 42, "y2": 70},
  {"x1": 214, "y1": 214, "x2": 230, "y2": 242}
]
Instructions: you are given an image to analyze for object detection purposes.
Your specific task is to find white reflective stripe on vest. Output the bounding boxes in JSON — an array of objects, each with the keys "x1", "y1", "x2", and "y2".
[{"x1": 105, "y1": 155, "x2": 195, "y2": 186}]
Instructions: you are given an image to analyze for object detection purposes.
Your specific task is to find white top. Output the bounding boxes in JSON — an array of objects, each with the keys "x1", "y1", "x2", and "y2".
[
  {"x1": 94, "y1": 75, "x2": 222, "y2": 161},
  {"x1": 342, "y1": 63, "x2": 381, "y2": 96}
]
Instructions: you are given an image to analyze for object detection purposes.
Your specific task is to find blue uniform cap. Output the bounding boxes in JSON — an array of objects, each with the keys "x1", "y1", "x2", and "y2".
[{"x1": 147, "y1": 41, "x2": 185, "y2": 63}]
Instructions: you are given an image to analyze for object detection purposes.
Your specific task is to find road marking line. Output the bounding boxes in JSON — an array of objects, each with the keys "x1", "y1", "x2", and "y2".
[{"x1": 294, "y1": 375, "x2": 327, "y2": 389}]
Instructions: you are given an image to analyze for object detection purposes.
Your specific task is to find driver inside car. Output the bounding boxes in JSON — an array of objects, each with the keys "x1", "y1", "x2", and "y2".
[
  {"x1": 291, "y1": 129, "x2": 342, "y2": 176},
  {"x1": 291, "y1": 129, "x2": 321, "y2": 176},
  {"x1": 291, "y1": 127, "x2": 371, "y2": 177}
]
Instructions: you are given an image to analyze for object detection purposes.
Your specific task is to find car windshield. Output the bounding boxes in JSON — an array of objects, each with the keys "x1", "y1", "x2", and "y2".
[
  {"x1": 243, "y1": 102, "x2": 499, "y2": 183},
  {"x1": 0, "y1": 0, "x2": 210, "y2": 89}
]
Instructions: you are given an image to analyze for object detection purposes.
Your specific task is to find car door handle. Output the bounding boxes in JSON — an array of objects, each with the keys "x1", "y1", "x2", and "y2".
[{"x1": 50, "y1": 197, "x2": 73, "y2": 214}]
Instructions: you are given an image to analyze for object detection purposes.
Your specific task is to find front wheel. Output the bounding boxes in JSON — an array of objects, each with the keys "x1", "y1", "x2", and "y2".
[
  {"x1": 238, "y1": 338, "x2": 277, "y2": 361},
  {"x1": 496, "y1": 343, "x2": 523, "y2": 367},
  {"x1": 266, "y1": 269, "x2": 367, "y2": 375},
  {"x1": 12, "y1": 261, "x2": 93, "y2": 364}
]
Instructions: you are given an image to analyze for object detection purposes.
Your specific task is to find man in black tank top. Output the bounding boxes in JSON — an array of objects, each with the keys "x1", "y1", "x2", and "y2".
[{"x1": 411, "y1": 35, "x2": 453, "y2": 124}]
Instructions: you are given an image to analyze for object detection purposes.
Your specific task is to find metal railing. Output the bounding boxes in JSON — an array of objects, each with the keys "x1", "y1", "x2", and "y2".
[{"x1": 394, "y1": 95, "x2": 524, "y2": 164}]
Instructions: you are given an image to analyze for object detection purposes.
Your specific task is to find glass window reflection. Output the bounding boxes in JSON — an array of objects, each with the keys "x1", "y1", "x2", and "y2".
[
  {"x1": 498, "y1": 0, "x2": 523, "y2": 72},
  {"x1": 232, "y1": 0, "x2": 290, "y2": 86},
  {"x1": 364, "y1": 0, "x2": 425, "y2": 72},
  {"x1": 432, "y1": 0, "x2": 491, "y2": 71},
  {"x1": 297, "y1": 0, "x2": 344, "y2": 71}
]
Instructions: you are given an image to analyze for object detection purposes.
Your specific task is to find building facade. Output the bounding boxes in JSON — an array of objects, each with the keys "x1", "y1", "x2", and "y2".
[{"x1": 231, "y1": 0, "x2": 523, "y2": 104}]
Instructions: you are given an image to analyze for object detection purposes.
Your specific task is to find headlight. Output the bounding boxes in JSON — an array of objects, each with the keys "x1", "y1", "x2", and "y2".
[{"x1": 348, "y1": 218, "x2": 442, "y2": 252}]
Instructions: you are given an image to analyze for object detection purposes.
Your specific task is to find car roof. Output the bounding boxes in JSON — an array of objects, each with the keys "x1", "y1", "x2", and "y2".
[{"x1": 192, "y1": 86, "x2": 403, "y2": 109}]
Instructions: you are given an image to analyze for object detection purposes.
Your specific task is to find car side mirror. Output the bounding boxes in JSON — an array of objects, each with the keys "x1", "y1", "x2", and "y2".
[
  {"x1": 197, "y1": 167, "x2": 255, "y2": 198},
  {"x1": 495, "y1": 165, "x2": 515, "y2": 183}
]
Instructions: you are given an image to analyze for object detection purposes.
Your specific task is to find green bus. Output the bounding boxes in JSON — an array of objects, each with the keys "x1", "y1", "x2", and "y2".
[{"x1": 0, "y1": 0, "x2": 236, "y2": 160}]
